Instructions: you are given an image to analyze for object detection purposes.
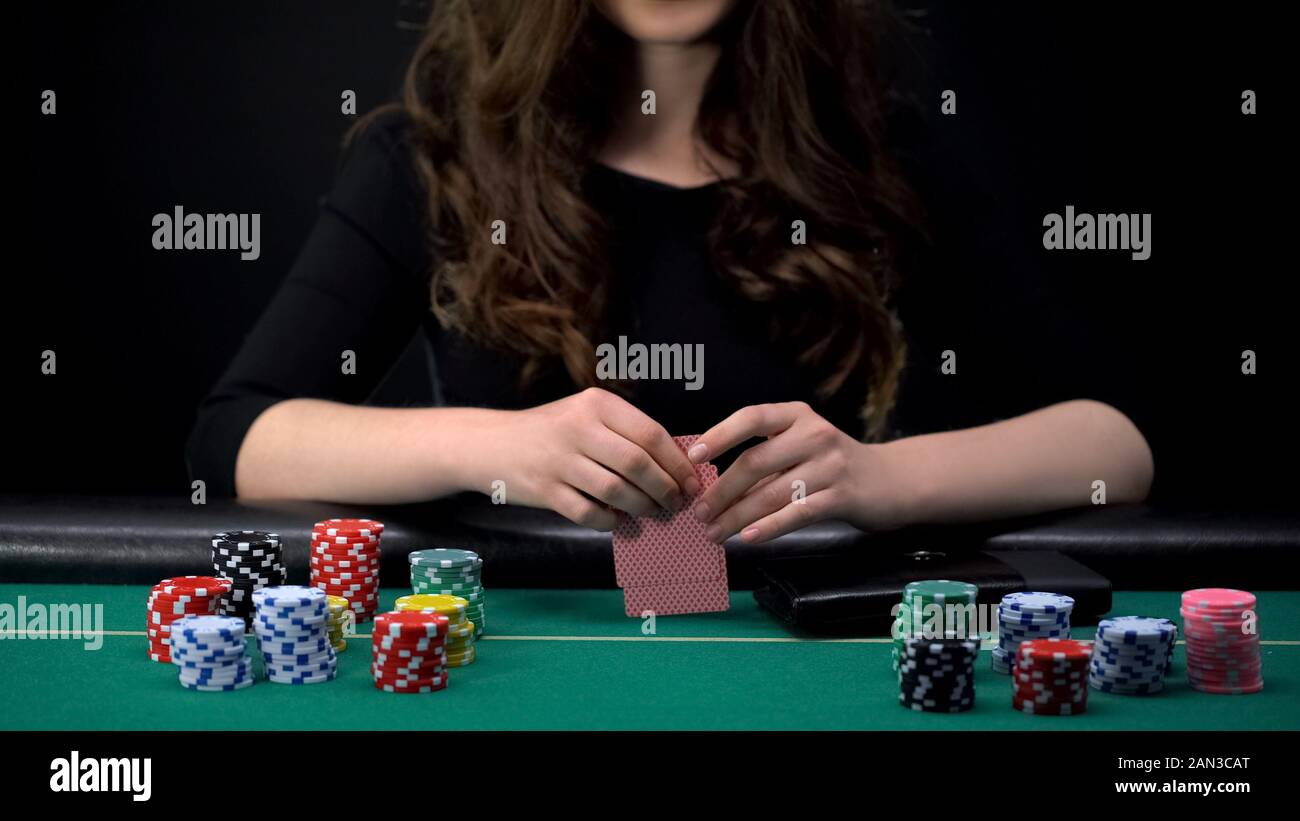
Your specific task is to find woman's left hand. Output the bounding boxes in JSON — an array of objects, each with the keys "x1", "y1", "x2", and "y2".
[{"x1": 687, "y1": 402, "x2": 914, "y2": 543}]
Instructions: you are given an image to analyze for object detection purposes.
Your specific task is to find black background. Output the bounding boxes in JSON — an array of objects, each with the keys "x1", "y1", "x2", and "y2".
[{"x1": 12, "y1": 1, "x2": 1291, "y2": 504}]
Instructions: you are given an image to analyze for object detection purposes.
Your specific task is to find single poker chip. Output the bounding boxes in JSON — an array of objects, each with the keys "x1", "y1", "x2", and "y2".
[
  {"x1": 395, "y1": 594, "x2": 467, "y2": 615},
  {"x1": 372, "y1": 635, "x2": 447, "y2": 651},
  {"x1": 1181, "y1": 588, "x2": 1257, "y2": 611},
  {"x1": 316, "y1": 571, "x2": 381, "y2": 585},
  {"x1": 212, "y1": 530, "x2": 280, "y2": 547},
  {"x1": 180, "y1": 677, "x2": 255, "y2": 693},
  {"x1": 258, "y1": 639, "x2": 332, "y2": 657},
  {"x1": 310, "y1": 542, "x2": 379, "y2": 555},
  {"x1": 371, "y1": 656, "x2": 447, "y2": 672},
  {"x1": 374, "y1": 610, "x2": 450, "y2": 638},
  {"x1": 443, "y1": 647, "x2": 477, "y2": 667},
  {"x1": 313, "y1": 518, "x2": 384, "y2": 537},
  {"x1": 1001, "y1": 591, "x2": 1075, "y2": 614},
  {"x1": 902, "y1": 579, "x2": 979, "y2": 605},
  {"x1": 1096, "y1": 616, "x2": 1177, "y2": 643},
  {"x1": 154, "y1": 576, "x2": 233, "y2": 597},
  {"x1": 254, "y1": 607, "x2": 328, "y2": 624},
  {"x1": 411, "y1": 566, "x2": 481, "y2": 580},
  {"x1": 267, "y1": 667, "x2": 338, "y2": 684},
  {"x1": 374, "y1": 678, "x2": 448, "y2": 694},
  {"x1": 311, "y1": 558, "x2": 377, "y2": 572},
  {"x1": 253, "y1": 584, "x2": 327, "y2": 605},
  {"x1": 170, "y1": 615, "x2": 248, "y2": 641},
  {"x1": 408, "y1": 548, "x2": 481, "y2": 569}
]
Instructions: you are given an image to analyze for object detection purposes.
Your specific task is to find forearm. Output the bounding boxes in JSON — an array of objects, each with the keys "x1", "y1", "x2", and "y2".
[
  {"x1": 879, "y1": 399, "x2": 1154, "y2": 526},
  {"x1": 235, "y1": 398, "x2": 500, "y2": 504}
]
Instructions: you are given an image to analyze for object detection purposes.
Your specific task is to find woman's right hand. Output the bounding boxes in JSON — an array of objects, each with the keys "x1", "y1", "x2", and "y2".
[{"x1": 461, "y1": 388, "x2": 701, "y2": 530}]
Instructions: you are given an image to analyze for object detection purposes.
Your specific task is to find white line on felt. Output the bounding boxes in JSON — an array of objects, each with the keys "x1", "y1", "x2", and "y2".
[{"x1": 5, "y1": 631, "x2": 1300, "y2": 647}]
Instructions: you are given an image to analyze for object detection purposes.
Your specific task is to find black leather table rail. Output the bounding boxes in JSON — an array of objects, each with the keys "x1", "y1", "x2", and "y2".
[{"x1": 0, "y1": 494, "x2": 1296, "y2": 589}]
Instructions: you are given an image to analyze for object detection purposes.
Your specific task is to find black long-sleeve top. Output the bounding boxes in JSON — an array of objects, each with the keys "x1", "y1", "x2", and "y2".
[{"x1": 187, "y1": 111, "x2": 1140, "y2": 497}]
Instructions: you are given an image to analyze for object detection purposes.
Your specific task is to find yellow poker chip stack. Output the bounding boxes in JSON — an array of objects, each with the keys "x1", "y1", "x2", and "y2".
[
  {"x1": 394, "y1": 594, "x2": 476, "y2": 666},
  {"x1": 326, "y1": 595, "x2": 352, "y2": 651}
]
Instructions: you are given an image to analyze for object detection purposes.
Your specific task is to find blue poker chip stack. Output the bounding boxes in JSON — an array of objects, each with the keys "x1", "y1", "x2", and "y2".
[
  {"x1": 253, "y1": 586, "x2": 338, "y2": 685},
  {"x1": 992, "y1": 592, "x2": 1074, "y2": 674},
  {"x1": 168, "y1": 615, "x2": 254, "y2": 692},
  {"x1": 1088, "y1": 616, "x2": 1178, "y2": 695}
]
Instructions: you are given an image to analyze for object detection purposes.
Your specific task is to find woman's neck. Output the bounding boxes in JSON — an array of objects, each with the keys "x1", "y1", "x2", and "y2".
[{"x1": 598, "y1": 40, "x2": 738, "y2": 187}]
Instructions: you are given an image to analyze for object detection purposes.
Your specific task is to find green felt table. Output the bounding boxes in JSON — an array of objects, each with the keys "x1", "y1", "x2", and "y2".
[{"x1": 1, "y1": 584, "x2": 1297, "y2": 731}]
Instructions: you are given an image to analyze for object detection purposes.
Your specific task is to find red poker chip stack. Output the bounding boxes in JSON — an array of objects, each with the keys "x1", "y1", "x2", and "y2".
[
  {"x1": 1012, "y1": 638, "x2": 1092, "y2": 716},
  {"x1": 370, "y1": 610, "x2": 450, "y2": 693},
  {"x1": 1180, "y1": 588, "x2": 1263, "y2": 695},
  {"x1": 310, "y1": 518, "x2": 383, "y2": 624},
  {"x1": 146, "y1": 576, "x2": 233, "y2": 662}
]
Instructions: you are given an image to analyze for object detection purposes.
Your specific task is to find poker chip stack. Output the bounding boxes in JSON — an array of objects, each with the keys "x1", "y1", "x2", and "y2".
[
  {"x1": 310, "y1": 518, "x2": 383, "y2": 623},
  {"x1": 409, "y1": 548, "x2": 486, "y2": 636},
  {"x1": 211, "y1": 530, "x2": 286, "y2": 627},
  {"x1": 992, "y1": 592, "x2": 1075, "y2": 674},
  {"x1": 395, "y1": 593, "x2": 477, "y2": 666},
  {"x1": 1088, "y1": 616, "x2": 1177, "y2": 695},
  {"x1": 891, "y1": 580, "x2": 980, "y2": 671},
  {"x1": 898, "y1": 637, "x2": 978, "y2": 713},
  {"x1": 168, "y1": 615, "x2": 254, "y2": 692},
  {"x1": 1012, "y1": 638, "x2": 1092, "y2": 715},
  {"x1": 1181, "y1": 588, "x2": 1263, "y2": 695},
  {"x1": 146, "y1": 576, "x2": 232, "y2": 662},
  {"x1": 371, "y1": 610, "x2": 450, "y2": 693},
  {"x1": 253, "y1": 586, "x2": 338, "y2": 685},
  {"x1": 326, "y1": 595, "x2": 352, "y2": 651}
]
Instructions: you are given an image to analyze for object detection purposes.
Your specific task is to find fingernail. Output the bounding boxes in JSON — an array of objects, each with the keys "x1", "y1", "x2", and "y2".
[
  {"x1": 687, "y1": 443, "x2": 708, "y2": 463},
  {"x1": 666, "y1": 492, "x2": 682, "y2": 511},
  {"x1": 692, "y1": 501, "x2": 710, "y2": 522},
  {"x1": 741, "y1": 527, "x2": 760, "y2": 542},
  {"x1": 705, "y1": 525, "x2": 723, "y2": 543},
  {"x1": 685, "y1": 476, "x2": 701, "y2": 497}
]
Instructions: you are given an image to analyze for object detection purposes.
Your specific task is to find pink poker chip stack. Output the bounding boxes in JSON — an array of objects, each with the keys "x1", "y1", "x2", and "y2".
[{"x1": 1180, "y1": 588, "x2": 1263, "y2": 695}]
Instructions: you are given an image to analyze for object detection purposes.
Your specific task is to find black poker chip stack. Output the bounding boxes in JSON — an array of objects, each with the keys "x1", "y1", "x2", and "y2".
[
  {"x1": 211, "y1": 530, "x2": 286, "y2": 627},
  {"x1": 898, "y1": 637, "x2": 979, "y2": 713}
]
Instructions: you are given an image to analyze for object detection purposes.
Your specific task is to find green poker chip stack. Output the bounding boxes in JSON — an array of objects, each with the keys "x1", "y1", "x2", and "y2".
[
  {"x1": 891, "y1": 579, "x2": 980, "y2": 671},
  {"x1": 408, "y1": 548, "x2": 486, "y2": 637}
]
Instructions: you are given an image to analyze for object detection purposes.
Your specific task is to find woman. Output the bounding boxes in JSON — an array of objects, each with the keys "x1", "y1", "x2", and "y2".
[{"x1": 188, "y1": 0, "x2": 1152, "y2": 545}]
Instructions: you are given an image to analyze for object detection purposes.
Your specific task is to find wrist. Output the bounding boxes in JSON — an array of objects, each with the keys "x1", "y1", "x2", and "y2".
[
  {"x1": 418, "y1": 406, "x2": 511, "y2": 496},
  {"x1": 860, "y1": 438, "x2": 937, "y2": 530}
]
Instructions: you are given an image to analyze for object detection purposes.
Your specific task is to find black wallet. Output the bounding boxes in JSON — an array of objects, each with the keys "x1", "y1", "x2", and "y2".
[{"x1": 752, "y1": 549, "x2": 1112, "y2": 636}]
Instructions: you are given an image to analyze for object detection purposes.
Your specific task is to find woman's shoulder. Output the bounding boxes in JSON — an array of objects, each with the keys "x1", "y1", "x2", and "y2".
[
  {"x1": 326, "y1": 105, "x2": 430, "y2": 275},
  {"x1": 343, "y1": 106, "x2": 420, "y2": 169}
]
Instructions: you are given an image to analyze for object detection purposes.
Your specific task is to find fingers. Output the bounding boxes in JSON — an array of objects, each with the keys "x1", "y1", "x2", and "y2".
[
  {"x1": 702, "y1": 467, "x2": 829, "y2": 543},
  {"x1": 569, "y1": 457, "x2": 660, "y2": 517},
  {"x1": 687, "y1": 402, "x2": 805, "y2": 465},
  {"x1": 549, "y1": 484, "x2": 620, "y2": 531},
  {"x1": 692, "y1": 433, "x2": 805, "y2": 525},
  {"x1": 593, "y1": 394, "x2": 700, "y2": 501},
  {"x1": 732, "y1": 488, "x2": 838, "y2": 544}
]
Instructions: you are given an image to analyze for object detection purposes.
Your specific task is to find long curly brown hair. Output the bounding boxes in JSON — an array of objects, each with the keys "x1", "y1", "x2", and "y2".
[{"x1": 375, "y1": 0, "x2": 923, "y2": 437}]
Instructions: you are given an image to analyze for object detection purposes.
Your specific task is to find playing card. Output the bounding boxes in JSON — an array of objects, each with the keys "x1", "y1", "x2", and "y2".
[
  {"x1": 623, "y1": 579, "x2": 730, "y2": 618},
  {"x1": 612, "y1": 435, "x2": 731, "y2": 616},
  {"x1": 612, "y1": 442, "x2": 722, "y2": 586}
]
